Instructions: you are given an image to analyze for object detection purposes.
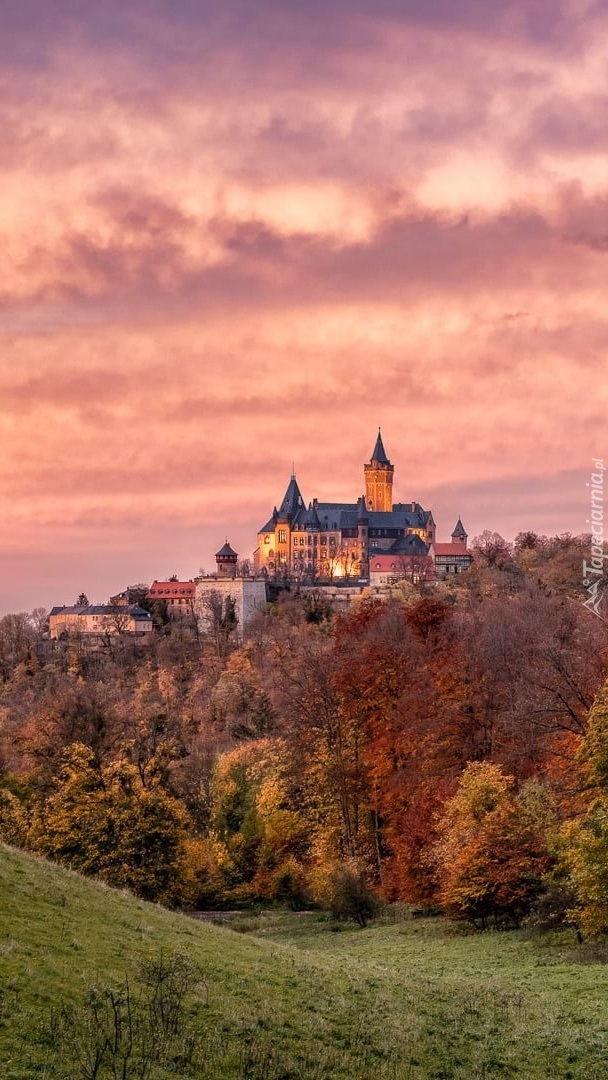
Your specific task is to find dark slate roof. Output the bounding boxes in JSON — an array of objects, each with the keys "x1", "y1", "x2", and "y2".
[
  {"x1": 392, "y1": 503, "x2": 434, "y2": 528},
  {"x1": 127, "y1": 605, "x2": 153, "y2": 619},
  {"x1": 315, "y1": 502, "x2": 357, "y2": 530},
  {"x1": 356, "y1": 495, "x2": 368, "y2": 520},
  {"x1": 215, "y1": 541, "x2": 238, "y2": 559},
  {"x1": 50, "y1": 604, "x2": 151, "y2": 620},
  {"x1": 306, "y1": 502, "x2": 322, "y2": 528},
  {"x1": 452, "y1": 517, "x2": 467, "y2": 537},
  {"x1": 370, "y1": 429, "x2": 390, "y2": 465},
  {"x1": 258, "y1": 489, "x2": 433, "y2": 534},
  {"x1": 388, "y1": 533, "x2": 429, "y2": 556},
  {"x1": 278, "y1": 474, "x2": 305, "y2": 519}
]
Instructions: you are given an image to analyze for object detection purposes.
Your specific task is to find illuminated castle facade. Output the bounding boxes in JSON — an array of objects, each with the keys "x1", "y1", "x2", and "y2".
[{"x1": 254, "y1": 431, "x2": 436, "y2": 581}]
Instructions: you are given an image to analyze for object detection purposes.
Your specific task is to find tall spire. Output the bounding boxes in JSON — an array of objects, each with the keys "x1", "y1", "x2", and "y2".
[
  {"x1": 370, "y1": 427, "x2": 390, "y2": 465},
  {"x1": 278, "y1": 474, "x2": 304, "y2": 520}
]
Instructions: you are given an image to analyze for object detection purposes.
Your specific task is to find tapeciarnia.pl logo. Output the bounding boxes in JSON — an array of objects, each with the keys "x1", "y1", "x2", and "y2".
[{"x1": 583, "y1": 458, "x2": 607, "y2": 620}]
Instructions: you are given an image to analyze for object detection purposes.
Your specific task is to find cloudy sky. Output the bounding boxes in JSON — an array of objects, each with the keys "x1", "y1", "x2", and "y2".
[{"x1": 1, "y1": 0, "x2": 606, "y2": 612}]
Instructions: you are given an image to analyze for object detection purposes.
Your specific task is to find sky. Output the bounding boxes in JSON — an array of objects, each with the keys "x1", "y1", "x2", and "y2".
[{"x1": 1, "y1": 0, "x2": 607, "y2": 613}]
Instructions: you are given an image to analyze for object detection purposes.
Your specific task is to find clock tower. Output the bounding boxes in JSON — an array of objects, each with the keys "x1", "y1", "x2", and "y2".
[{"x1": 364, "y1": 429, "x2": 394, "y2": 512}]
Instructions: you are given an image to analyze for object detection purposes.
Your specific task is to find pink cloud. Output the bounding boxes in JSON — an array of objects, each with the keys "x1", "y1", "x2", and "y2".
[{"x1": 0, "y1": 1, "x2": 605, "y2": 613}]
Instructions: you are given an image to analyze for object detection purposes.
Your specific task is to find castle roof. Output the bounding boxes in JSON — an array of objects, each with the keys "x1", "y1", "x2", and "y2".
[
  {"x1": 260, "y1": 498, "x2": 433, "y2": 534},
  {"x1": 370, "y1": 429, "x2": 390, "y2": 465},
  {"x1": 306, "y1": 502, "x2": 322, "y2": 528},
  {"x1": 387, "y1": 533, "x2": 429, "y2": 555},
  {"x1": 148, "y1": 581, "x2": 196, "y2": 599},
  {"x1": 278, "y1": 474, "x2": 305, "y2": 520},
  {"x1": 451, "y1": 517, "x2": 467, "y2": 537},
  {"x1": 393, "y1": 503, "x2": 434, "y2": 527},
  {"x1": 215, "y1": 541, "x2": 238, "y2": 559},
  {"x1": 49, "y1": 604, "x2": 151, "y2": 620},
  {"x1": 434, "y1": 543, "x2": 473, "y2": 557}
]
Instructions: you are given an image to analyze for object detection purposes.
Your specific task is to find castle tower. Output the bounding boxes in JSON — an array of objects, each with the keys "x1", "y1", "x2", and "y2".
[
  {"x1": 451, "y1": 518, "x2": 468, "y2": 548},
  {"x1": 364, "y1": 429, "x2": 394, "y2": 512},
  {"x1": 215, "y1": 540, "x2": 238, "y2": 578}
]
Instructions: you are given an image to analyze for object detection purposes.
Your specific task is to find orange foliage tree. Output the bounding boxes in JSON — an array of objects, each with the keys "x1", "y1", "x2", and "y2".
[{"x1": 432, "y1": 762, "x2": 555, "y2": 927}]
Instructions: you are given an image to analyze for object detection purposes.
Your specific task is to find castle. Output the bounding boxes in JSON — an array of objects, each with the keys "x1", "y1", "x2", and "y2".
[
  {"x1": 49, "y1": 432, "x2": 470, "y2": 648},
  {"x1": 253, "y1": 431, "x2": 448, "y2": 582}
]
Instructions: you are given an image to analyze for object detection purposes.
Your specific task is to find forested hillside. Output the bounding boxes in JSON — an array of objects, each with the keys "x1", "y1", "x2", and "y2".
[{"x1": 1, "y1": 533, "x2": 608, "y2": 935}]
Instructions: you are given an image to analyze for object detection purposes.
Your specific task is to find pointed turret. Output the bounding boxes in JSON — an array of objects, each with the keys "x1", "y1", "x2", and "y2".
[
  {"x1": 306, "y1": 500, "x2": 322, "y2": 530},
  {"x1": 215, "y1": 540, "x2": 238, "y2": 578},
  {"x1": 451, "y1": 517, "x2": 468, "y2": 548},
  {"x1": 370, "y1": 428, "x2": 390, "y2": 465},
  {"x1": 278, "y1": 473, "x2": 304, "y2": 522}
]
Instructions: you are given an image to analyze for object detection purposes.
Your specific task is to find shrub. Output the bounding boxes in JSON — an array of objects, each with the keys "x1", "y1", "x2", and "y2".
[{"x1": 327, "y1": 864, "x2": 379, "y2": 928}]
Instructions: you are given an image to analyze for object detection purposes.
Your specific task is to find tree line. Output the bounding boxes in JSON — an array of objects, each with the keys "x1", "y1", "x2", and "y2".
[{"x1": 1, "y1": 531, "x2": 608, "y2": 935}]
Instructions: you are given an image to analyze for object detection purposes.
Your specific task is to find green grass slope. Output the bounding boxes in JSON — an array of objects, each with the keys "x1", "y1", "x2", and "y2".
[{"x1": 2, "y1": 843, "x2": 608, "y2": 1079}]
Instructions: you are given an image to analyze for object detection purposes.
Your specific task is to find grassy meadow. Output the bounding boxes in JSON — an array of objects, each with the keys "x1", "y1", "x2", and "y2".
[{"x1": 1, "y1": 842, "x2": 608, "y2": 1079}]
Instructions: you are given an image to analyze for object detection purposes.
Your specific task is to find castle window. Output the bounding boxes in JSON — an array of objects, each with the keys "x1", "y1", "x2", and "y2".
[
  {"x1": 264, "y1": 535, "x2": 270, "y2": 544},
  {"x1": 278, "y1": 529, "x2": 287, "y2": 544}
]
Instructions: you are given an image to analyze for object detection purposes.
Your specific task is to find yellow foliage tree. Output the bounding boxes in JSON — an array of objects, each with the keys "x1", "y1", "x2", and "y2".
[
  {"x1": 433, "y1": 763, "x2": 554, "y2": 927},
  {"x1": 29, "y1": 742, "x2": 192, "y2": 905},
  {"x1": 558, "y1": 680, "x2": 608, "y2": 937}
]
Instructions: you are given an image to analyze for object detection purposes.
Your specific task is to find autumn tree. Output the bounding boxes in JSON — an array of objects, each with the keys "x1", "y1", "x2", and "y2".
[
  {"x1": 29, "y1": 742, "x2": 192, "y2": 905},
  {"x1": 201, "y1": 738, "x2": 309, "y2": 905},
  {"x1": 432, "y1": 762, "x2": 555, "y2": 928},
  {"x1": 0, "y1": 613, "x2": 36, "y2": 676},
  {"x1": 471, "y1": 530, "x2": 513, "y2": 567},
  {"x1": 558, "y1": 681, "x2": 608, "y2": 937},
  {"x1": 210, "y1": 646, "x2": 276, "y2": 740},
  {"x1": 198, "y1": 591, "x2": 238, "y2": 658},
  {"x1": 277, "y1": 623, "x2": 376, "y2": 870}
]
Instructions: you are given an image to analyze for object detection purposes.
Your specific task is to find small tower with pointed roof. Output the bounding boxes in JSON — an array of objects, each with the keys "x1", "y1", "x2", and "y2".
[
  {"x1": 277, "y1": 471, "x2": 304, "y2": 520},
  {"x1": 215, "y1": 540, "x2": 238, "y2": 579},
  {"x1": 451, "y1": 517, "x2": 468, "y2": 548},
  {"x1": 364, "y1": 429, "x2": 394, "y2": 512}
]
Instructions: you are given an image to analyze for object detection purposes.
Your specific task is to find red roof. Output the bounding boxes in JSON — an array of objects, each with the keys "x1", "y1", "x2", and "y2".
[
  {"x1": 434, "y1": 544, "x2": 472, "y2": 557},
  {"x1": 147, "y1": 580, "x2": 196, "y2": 599}
]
